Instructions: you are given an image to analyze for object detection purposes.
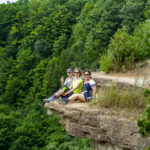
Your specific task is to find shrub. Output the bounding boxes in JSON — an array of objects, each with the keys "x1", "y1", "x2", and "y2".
[
  {"x1": 90, "y1": 85, "x2": 147, "y2": 109},
  {"x1": 100, "y1": 55, "x2": 113, "y2": 73},
  {"x1": 137, "y1": 88, "x2": 150, "y2": 149},
  {"x1": 100, "y1": 20, "x2": 150, "y2": 72}
]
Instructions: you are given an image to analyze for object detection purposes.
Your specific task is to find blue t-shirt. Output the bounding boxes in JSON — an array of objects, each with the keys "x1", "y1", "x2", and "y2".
[{"x1": 83, "y1": 79, "x2": 96, "y2": 99}]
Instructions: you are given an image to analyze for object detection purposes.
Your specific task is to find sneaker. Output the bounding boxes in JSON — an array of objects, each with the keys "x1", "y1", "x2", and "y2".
[
  {"x1": 43, "y1": 95, "x2": 57, "y2": 102},
  {"x1": 59, "y1": 96, "x2": 68, "y2": 103}
]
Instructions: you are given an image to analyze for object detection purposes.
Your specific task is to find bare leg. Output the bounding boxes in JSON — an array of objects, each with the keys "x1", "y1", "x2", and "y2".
[
  {"x1": 68, "y1": 94, "x2": 86, "y2": 102},
  {"x1": 68, "y1": 94, "x2": 78, "y2": 101},
  {"x1": 77, "y1": 94, "x2": 86, "y2": 102}
]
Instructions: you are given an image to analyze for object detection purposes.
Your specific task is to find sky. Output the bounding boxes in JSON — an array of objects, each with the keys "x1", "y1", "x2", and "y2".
[{"x1": 0, "y1": 0, "x2": 18, "y2": 4}]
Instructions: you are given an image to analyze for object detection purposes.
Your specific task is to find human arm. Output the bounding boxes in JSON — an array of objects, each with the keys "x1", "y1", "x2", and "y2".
[
  {"x1": 89, "y1": 79, "x2": 96, "y2": 100},
  {"x1": 63, "y1": 82, "x2": 81, "y2": 96},
  {"x1": 60, "y1": 76, "x2": 65, "y2": 86},
  {"x1": 92, "y1": 86, "x2": 96, "y2": 100}
]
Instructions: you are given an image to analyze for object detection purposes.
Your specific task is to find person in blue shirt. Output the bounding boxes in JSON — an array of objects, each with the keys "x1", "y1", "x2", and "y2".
[{"x1": 68, "y1": 70, "x2": 96, "y2": 102}]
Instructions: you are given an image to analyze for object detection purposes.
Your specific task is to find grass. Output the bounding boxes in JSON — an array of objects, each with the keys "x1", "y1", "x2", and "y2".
[{"x1": 90, "y1": 85, "x2": 148, "y2": 110}]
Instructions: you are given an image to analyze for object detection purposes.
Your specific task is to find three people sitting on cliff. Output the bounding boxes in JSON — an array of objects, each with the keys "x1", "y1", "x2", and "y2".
[{"x1": 43, "y1": 68, "x2": 96, "y2": 104}]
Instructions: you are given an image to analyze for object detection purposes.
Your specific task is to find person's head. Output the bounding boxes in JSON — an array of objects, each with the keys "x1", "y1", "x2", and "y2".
[
  {"x1": 84, "y1": 70, "x2": 91, "y2": 81},
  {"x1": 67, "y1": 68, "x2": 73, "y2": 77},
  {"x1": 74, "y1": 68, "x2": 82, "y2": 77}
]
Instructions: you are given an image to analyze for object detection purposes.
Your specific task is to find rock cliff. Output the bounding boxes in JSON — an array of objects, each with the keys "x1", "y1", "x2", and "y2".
[
  {"x1": 44, "y1": 74, "x2": 150, "y2": 150},
  {"x1": 45, "y1": 101, "x2": 150, "y2": 150}
]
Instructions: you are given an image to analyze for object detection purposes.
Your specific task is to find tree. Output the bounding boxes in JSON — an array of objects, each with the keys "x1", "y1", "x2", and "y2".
[{"x1": 119, "y1": 0, "x2": 148, "y2": 32}]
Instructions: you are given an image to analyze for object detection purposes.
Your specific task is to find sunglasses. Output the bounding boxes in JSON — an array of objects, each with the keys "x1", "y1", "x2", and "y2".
[
  {"x1": 74, "y1": 72, "x2": 79, "y2": 74},
  {"x1": 84, "y1": 74, "x2": 90, "y2": 76}
]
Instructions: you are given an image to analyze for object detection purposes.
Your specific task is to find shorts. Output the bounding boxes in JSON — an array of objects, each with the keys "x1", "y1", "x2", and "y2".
[
  {"x1": 84, "y1": 92, "x2": 93, "y2": 101},
  {"x1": 61, "y1": 85, "x2": 74, "y2": 97}
]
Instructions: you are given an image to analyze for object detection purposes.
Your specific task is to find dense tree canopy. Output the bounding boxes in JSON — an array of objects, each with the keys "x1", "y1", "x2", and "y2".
[{"x1": 0, "y1": 0, "x2": 150, "y2": 149}]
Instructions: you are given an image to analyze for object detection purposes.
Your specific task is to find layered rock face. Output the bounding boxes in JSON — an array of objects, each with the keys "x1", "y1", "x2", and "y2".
[
  {"x1": 45, "y1": 102, "x2": 150, "y2": 150},
  {"x1": 45, "y1": 74, "x2": 150, "y2": 150}
]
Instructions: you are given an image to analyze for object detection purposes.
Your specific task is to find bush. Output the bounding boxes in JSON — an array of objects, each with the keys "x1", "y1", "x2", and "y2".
[
  {"x1": 100, "y1": 20, "x2": 150, "y2": 72},
  {"x1": 90, "y1": 85, "x2": 147, "y2": 109},
  {"x1": 137, "y1": 88, "x2": 150, "y2": 149},
  {"x1": 100, "y1": 55, "x2": 112, "y2": 73}
]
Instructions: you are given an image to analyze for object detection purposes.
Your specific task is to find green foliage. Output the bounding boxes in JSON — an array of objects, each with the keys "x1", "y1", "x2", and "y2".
[
  {"x1": 100, "y1": 20, "x2": 150, "y2": 72},
  {"x1": 34, "y1": 39, "x2": 51, "y2": 59},
  {"x1": 145, "y1": 0, "x2": 150, "y2": 19},
  {"x1": 138, "y1": 105, "x2": 150, "y2": 135},
  {"x1": 138, "y1": 88, "x2": 150, "y2": 149},
  {"x1": 0, "y1": 104, "x2": 11, "y2": 115},
  {"x1": 0, "y1": 112, "x2": 19, "y2": 149},
  {"x1": 119, "y1": 0, "x2": 147, "y2": 32},
  {"x1": 52, "y1": 34, "x2": 68, "y2": 57},
  {"x1": 3, "y1": 76, "x2": 23, "y2": 105},
  {"x1": 16, "y1": 48, "x2": 35, "y2": 71},
  {"x1": 90, "y1": 85, "x2": 147, "y2": 109},
  {"x1": 70, "y1": 0, "x2": 124, "y2": 69},
  {"x1": 107, "y1": 28, "x2": 137, "y2": 71},
  {"x1": 0, "y1": 0, "x2": 150, "y2": 149},
  {"x1": 100, "y1": 55, "x2": 112, "y2": 73},
  {"x1": 0, "y1": 3, "x2": 19, "y2": 46}
]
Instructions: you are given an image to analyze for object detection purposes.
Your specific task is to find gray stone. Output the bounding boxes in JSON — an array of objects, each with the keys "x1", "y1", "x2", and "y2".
[
  {"x1": 44, "y1": 74, "x2": 150, "y2": 150},
  {"x1": 45, "y1": 102, "x2": 150, "y2": 150}
]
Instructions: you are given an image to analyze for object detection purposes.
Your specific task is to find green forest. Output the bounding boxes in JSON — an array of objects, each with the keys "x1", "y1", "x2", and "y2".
[{"x1": 1, "y1": 0, "x2": 150, "y2": 149}]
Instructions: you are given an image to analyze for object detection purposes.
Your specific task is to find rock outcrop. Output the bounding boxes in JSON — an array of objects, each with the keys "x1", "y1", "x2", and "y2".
[
  {"x1": 92, "y1": 72, "x2": 149, "y2": 89},
  {"x1": 44, "y1": 74, "x2": 150, "y2": 150},
  {"x1": 45, "y1": 101, "x2": 150, "y2": 150}
]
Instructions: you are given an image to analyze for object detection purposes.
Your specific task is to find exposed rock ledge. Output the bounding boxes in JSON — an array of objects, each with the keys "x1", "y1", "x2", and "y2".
[
  {"x1": 92, "y1": 72, "x2": 150, "y2": 89},
  {"x1": 45, "y1": 101, "x2": 150, "y2": 150}
]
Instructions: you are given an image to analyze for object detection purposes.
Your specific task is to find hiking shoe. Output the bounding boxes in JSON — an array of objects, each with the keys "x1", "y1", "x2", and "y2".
[
  {"x1": 59, "y1": 96, "x2": 68, "y2": 103},
  {"x1": 43, "y1": 95, "x2": 57, "y2": 102}
]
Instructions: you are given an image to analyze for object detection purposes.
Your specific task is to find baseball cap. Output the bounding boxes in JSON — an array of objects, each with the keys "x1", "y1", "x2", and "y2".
[{"x1": 67, "y1": 69, "x2": 73, "y2": 72}]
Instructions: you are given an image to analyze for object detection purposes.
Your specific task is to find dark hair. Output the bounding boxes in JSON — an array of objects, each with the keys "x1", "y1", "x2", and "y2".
[
  {"x1": 84, "y1": 70, "x2": 91, "y2": 75},
  {"x1": 74, "y1": 68, "x2": 82, "y2": 76}
]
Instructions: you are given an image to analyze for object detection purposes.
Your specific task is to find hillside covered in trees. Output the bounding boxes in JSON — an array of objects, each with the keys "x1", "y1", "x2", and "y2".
[{"x1": 1, "y1": 0, "x2": 150, "y2": 149}]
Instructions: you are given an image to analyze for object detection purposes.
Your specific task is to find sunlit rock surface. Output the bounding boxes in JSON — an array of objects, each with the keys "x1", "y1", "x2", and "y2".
[{"x1": 45, "y1": 101, "x2": 150, "y2": 150}]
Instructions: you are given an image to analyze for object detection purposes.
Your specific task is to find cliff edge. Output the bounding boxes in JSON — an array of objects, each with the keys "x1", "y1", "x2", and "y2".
[{"x1": 45, "y1": 101, "x2": 150, "y2": 150}]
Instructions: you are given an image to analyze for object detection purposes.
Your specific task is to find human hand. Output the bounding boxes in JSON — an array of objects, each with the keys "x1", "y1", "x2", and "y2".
[
  {"x1": 60, "y1": 76, "x2": 64, "y2": 84},
  {"x1": 63, "y1": 93, "x2": 67, "y2": 96}
]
